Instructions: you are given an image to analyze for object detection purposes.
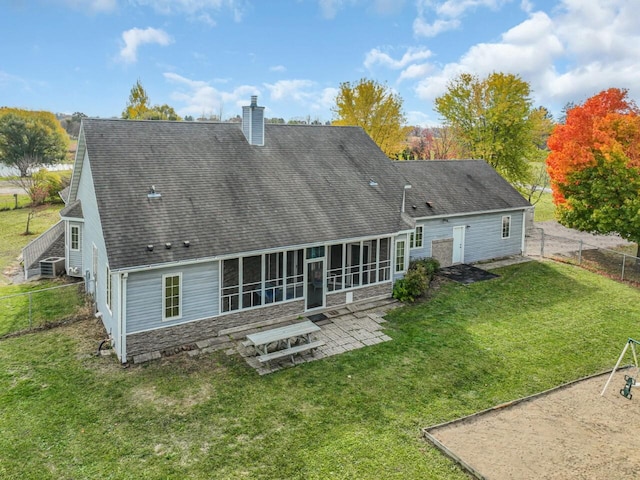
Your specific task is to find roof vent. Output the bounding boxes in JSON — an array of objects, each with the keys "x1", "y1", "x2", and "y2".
[
  {"x1": 426, "y1": 201, "x2": 433, "y2": 208},
  {"x1": 147, "y1": 245, "x2": 154, "y2": 252},
  {"x1": 369, "y1": 179, "x2": 378, "y2": 187},
  {"x1": 165, "y1": 242, "x2": 172, "y2": 249},
  {"x1": 183, "y1": 240, "x2": 190, "y2": 248},
  {"x1": 147, "y1": 185, "x2": 161, "y2": 199}
]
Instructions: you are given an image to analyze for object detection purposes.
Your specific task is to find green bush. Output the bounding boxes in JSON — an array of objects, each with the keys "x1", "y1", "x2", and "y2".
[
  {"x1": 392, "y1": 257, "x2": 440, "y2": 302},
  {"x1": 410, "y1": 257, "x2": 440, "y2": 276}
]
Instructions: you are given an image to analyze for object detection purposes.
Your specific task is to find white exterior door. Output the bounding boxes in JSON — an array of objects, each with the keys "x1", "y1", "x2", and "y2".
[{"x1": 452, "y1": 226, "x2": 465, "y2": 264}]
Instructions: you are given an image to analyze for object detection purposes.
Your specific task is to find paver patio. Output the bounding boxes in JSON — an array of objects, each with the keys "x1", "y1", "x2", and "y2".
[{"x1": 235, "y1": 298, "x2": 397, "y2": 375}]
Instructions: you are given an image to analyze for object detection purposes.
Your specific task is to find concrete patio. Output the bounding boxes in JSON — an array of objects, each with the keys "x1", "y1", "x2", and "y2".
[{"x1": 214, "y1": 297, "x2": 399, "y2": 375}]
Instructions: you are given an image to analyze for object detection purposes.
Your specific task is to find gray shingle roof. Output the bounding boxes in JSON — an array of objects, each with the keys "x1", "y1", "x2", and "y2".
[
  {"x1": 396, "y1": 160, "x2": 531, "y2": 218},
  {"x1": 60, "y1": 199, "x2": 83, "y2": 219},
  {"x1": 81, "y1": 119, "x2": 412, "y2": 270}
]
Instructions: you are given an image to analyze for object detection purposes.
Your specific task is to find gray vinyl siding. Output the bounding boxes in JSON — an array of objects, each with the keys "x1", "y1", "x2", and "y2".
[
  {"x1": 126, "y1": 261, "x2": 220, "y2": 334},
  {"x1": 410, "y1": 211, "x2": 525, "y2": 264},
  {"x1": 67, "y1": 221, "x2": 83, "y2": 274},
  {"x1": 76, "y1": 150, "x2": 116, "y2": 337}
]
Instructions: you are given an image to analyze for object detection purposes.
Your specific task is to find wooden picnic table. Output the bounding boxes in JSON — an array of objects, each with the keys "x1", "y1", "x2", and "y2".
[{"x1": 246, "y1": 320, "x2": 321, "y2": 357}]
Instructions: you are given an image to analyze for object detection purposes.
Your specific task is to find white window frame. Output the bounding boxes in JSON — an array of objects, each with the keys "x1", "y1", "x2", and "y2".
[
  {"x1": 395, "y1": 239, "x2": 406, "y2": 273},
  {"x1": 501, "y1": 215, "x2": 511, "y2": 239},
  {"x1": 70, "y1": 225, "x2": 80, "y2": 251},
  {"x1": 162, "y1": 273, "x2": 182, "y2": 321},
  {"x1": 410, "y1": 225, "x2": 424, "y2": 249},
  {"x1": 106, "y1": 265, "x2": 112, "y2": 312}
]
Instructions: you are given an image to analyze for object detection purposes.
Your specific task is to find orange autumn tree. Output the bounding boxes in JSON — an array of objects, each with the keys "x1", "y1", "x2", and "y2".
[{"x1": 547, "y1": 88, "x2": 640, "y2": 254}]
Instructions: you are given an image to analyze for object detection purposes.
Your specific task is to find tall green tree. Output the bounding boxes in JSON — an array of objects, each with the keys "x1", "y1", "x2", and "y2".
[
  {"x1": 0, "y1": 108, "x2": 69, "y2": 177},
  {"x1": 435, "y1": 72, "x2": 551, "y2": 185},
  {"x1": 547, "y1": 88, "x2": 640, "y2": 255},
  {"x1": 332, "y1": 78, "x2": 408, "y2": 159},
  {"x1": 122, "y1": 80, "x2": 182, "y2": 121}
]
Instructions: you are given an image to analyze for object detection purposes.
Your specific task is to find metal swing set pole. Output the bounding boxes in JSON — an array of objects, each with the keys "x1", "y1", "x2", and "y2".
[{"x1": 601, "y1": 338, "x2": 640, "y2": 396}]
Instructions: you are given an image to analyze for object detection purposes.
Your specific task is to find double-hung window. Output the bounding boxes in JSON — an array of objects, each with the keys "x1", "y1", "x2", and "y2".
[
  {"x1": 410, "y1": 225, "x2": 423, "y2": 249},
  {"x1": 395, "y1": 239, "x2": 406, "y2": 273},
  {"x1": 501, "y1": 215, "x2": 511, "y2": 239},
  {"x1": 70, "y1": 225, "x2": 79, "y2": 251},
  {"x1": 163, "y1": 273, "x2": 182, "y2": 320}
]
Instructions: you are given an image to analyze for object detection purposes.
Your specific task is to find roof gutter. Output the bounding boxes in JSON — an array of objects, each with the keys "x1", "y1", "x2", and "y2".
[{"x1": 411, "y1": 205, "x2": 530, "y2": 222}]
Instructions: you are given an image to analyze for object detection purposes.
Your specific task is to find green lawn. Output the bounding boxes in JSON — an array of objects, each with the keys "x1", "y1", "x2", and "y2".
[
  {"x1": 0, "y1": 280, "x2": 87, "y2": 336},
  {"x1": 1, "y1": 260, "x2": 638, "y2": 479},
  {"x1": 532, "y1": 191, "x2": 556, "y2": 222},
  {"x1": 0, "y1": 202, "x2": 62, "y2": 286}
]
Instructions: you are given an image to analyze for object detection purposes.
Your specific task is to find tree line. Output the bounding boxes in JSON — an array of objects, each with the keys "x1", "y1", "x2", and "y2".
[{"x1": 1, "y1": 76, "x2": 639, "y2": 252}]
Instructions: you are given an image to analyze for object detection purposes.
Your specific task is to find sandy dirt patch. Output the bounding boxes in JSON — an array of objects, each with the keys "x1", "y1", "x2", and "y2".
[{"x1": 426, "y1": 370, "x2": 640, "y2": 479}]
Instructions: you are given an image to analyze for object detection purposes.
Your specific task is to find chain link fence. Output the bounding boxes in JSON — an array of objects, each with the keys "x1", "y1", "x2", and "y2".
[
  {"x1": 0, "y1": 281, "x2": 89, "y2": 338},
  {"x1": 526, "y1": 228, "x2": 640, "y2": 284}
]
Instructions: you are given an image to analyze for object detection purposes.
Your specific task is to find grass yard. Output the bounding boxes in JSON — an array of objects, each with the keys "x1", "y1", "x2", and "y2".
[
  {"x1": 0, "y1": 202, "x2": 62, "y2": 286},
  {"x1": 532, "y1": 191, "x2": 556, "y2": 222},
  {"x1": 0, "y1": 280, "x2": 88, "y2": 336},
  {"x1": 1, "y1": 261, "x2": 639, "y2": 479}
]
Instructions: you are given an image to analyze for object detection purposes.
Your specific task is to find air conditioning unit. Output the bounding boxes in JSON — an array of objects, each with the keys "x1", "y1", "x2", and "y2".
[{"x1": 40, "y1": 257, "x2": 65, "y2": 278}]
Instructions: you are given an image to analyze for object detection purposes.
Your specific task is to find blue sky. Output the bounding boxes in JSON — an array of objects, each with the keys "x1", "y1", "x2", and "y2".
[{"x1": 1, "y1": 0, "x2": 639, "y2": 125}]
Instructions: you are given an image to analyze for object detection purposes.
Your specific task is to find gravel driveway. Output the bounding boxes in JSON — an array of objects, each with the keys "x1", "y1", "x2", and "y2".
[{"x1": 526, "y1": 221, "x2": 634, "y2": 257}]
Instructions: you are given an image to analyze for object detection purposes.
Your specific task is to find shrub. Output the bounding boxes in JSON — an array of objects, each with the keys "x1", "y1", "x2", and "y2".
[
  {"x1": 410, "y1": 257, "x2": 440, "y2": 277},
  {"x1": 392, "y1": 257, "x2": 440, "y2": 303}
]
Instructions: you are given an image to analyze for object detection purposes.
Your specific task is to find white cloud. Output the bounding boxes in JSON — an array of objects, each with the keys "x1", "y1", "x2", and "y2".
[
  {"x1": 413, "y1": 0, "x2": 509, "y2": 37},
  {"x1": 316, "y1": 87, "x2": 339, "y2": 112},
  {"x1": 264, "y1": 80, "x2": 315, "y2": 102},
  {"x1": 399, "y1": 63, "x2": 433, "y2": 82},
  {"x1": 413, "y1": 0, "x2": 640, "y2": 119},
  {"x1": 413, "y1": 17, "x2": 460, "y2": 37},
  {"x1": 164, "y1": 73, "x2": 334, "y2": 120},
  {"x1": 119, "y1": 27, "x2": 173, "y2": 64},
  {"x1": 164, "y1": 72, "x2": 258, "y2": 118},
  {"x1": 364, "y1": 47, "x2": 432, "y2": 70},
  {"x1": 270, "y1": 65, "x2": 287, "y2": 73},
  {"x1": 435, "y1": 0, "x2": 507, "y2": 18}
]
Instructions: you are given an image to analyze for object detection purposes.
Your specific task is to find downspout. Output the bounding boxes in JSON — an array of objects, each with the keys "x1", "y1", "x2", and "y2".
[
  {"x1": 521, "y1": 210, "x2": 527, "y2": 255},
  {"x1": 120, "y1": 272, "x2": 128, "y2": 363}
]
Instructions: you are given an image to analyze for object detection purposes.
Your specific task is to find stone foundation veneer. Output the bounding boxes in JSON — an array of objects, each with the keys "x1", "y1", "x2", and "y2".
[{"x1": 125, "y1": 282, "x2": 393, "y2": 361}]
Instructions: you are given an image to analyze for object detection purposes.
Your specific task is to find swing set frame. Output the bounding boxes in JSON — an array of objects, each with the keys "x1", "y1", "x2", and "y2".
[{"x1": 601, "y1": 337, "x2": 640, "y2": 397}]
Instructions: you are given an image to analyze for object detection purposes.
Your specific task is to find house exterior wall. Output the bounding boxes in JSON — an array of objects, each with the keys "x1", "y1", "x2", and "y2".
[
  {"x1": 125, "y1": 282, "x2": 392, "y2": 360},
  {"x1": 75, "y1": 150, "x2": 117, "y2": 341},
  {"x1": 410, "y1": 211, "x2": 525, "y2": 265},
  {"x1": 126, "y1": 261, "x2": 220, "y2": 334},
  {"x1": 65, "y1": 220, "x2": 83, "y2": 276},
  {"x1": 126, "y1": 298, "x2": 305, "y2": 359}
]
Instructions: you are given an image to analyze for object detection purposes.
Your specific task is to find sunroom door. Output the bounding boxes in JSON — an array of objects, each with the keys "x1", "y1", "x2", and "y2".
[{"x1": 306, "y1": 259, "x2": 324, "y2": 310}]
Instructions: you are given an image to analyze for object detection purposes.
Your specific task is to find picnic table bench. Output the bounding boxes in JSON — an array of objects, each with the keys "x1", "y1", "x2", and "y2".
[{"x1": 245, "y1": 320, "x2": 324, "y2": 365}]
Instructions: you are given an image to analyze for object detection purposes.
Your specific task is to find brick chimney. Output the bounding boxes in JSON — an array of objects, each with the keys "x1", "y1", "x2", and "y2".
[{"x1": 242, "y1": 95, "x2": 265, "y2": 146}]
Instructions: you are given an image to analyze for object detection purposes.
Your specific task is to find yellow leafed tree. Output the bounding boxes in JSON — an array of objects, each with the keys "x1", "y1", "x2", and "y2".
[{"x1": 332, "y1": 78, "x2": 408, "y2": 159}]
